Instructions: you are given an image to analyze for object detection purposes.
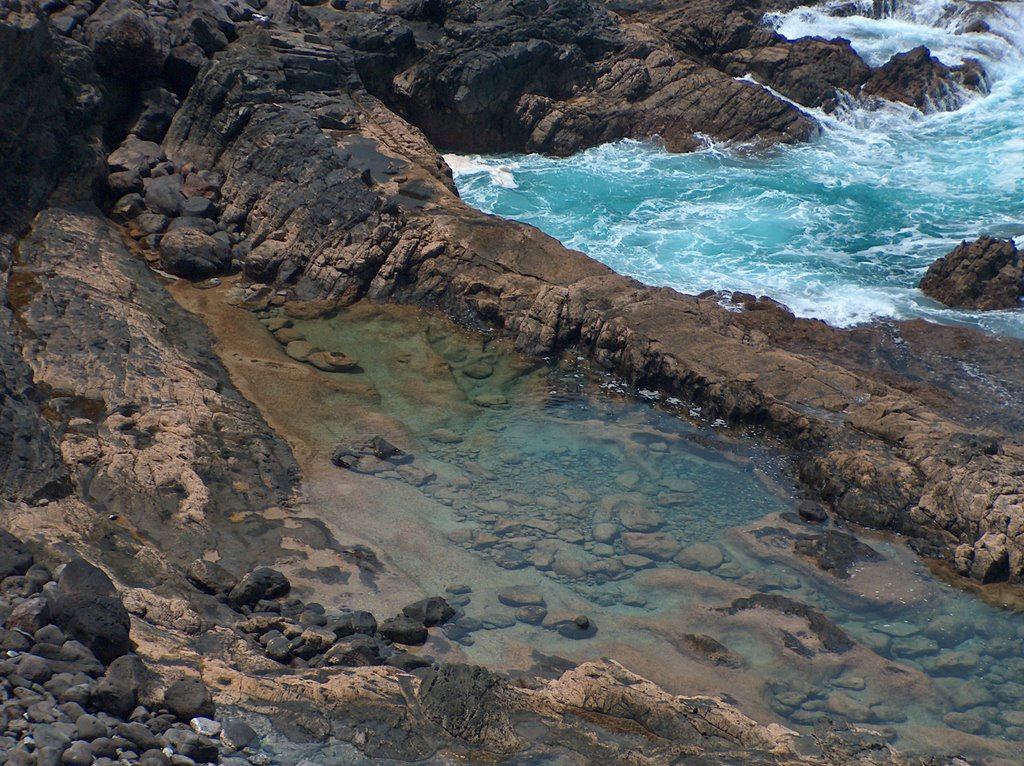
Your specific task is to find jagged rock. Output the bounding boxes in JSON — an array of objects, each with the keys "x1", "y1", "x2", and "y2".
[
  {"x1": 220, "y1": 720, "x2": 257, "y2": 750},
  {"x1": 919, "y1": 235, "x2": 1022, "y2": 310},
  {"x1": 418, "y1": 664, "x2": 518, "y2": 749},
  {"x1": 331, "y1": 610, "x2": 377, "y2": 637},
  {"x1": 862, "y1": 46, "x2": 987, "y2": 110},
  {"x1": 163, "y1": 677, "x2": 215, "y2": 721},
  {"x1": 129, "y1": 87, "x2": 180, "y2": 142}
]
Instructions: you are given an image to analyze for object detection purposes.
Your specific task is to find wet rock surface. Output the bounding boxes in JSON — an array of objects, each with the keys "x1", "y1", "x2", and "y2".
[{"x1": 920, "y1": 235, "x2": 1023, "y2": 311}]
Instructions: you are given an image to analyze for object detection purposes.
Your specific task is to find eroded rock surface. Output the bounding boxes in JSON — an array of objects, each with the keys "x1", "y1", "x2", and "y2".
[{"x1": 920, "y1": 235, "x2": 1023, "y2": 310}]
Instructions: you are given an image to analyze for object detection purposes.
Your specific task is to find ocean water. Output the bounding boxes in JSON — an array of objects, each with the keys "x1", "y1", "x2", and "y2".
[{"x1": 448, "y1": 0, "x2": 1024, "y2": 335}]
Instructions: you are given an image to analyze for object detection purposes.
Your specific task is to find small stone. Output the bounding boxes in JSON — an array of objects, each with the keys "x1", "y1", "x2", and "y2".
[
  {"x1": 429, "y1": 429, "x2": 463, "y2": 444},
  {"x1": 592, "y1": 523, "x2": 619, "y2": 543},
  {"x1": 220, "y1": 720, "x2": 257, "y2": 751},
  {"x1": 323, "y1": 635, "x2": 383, "y2": 666},
  {"x1": 674, "y1": 543, "x2": 724, "y2": 571},
  {"x1": 163, "y1": 677, "x2": 214, "y2": 722},
  {"x1": 620, "y1": 554, "x2": 655, "y2": 569},
  {"x1": 515, "y1": 606, "x2": 547, "y2": 625},
  {"x1": 285, "y1": 340, "x2": 319, "y2": 362},
  {"x1": 621, "y1": 532, "x2": 682, "y2": 561},
  {"x1": 831, "y1": 674, "x2": 866, "y2": 691},
  {"x1": 943, "y1": 711, "x2": 987, "y2": 735},
  {"x1": 825, "y1": 693, "x2": 875, "y2": 722},
  {"x1": 497, "y1": 587, "x2": 546, "y2": 607},
  {"x1": 61, "y1": 741, "x2": 94, "y2": 766},
  {"x1": 190, "y1": 717, "x2": 221, "y2": 737},
  {"x1": 402, "y1": 597, "x2": 457, "y2": 627},
  {"x1": 618, "y1": 505, "x2": 663, "y2": 532},
  {"x1": 75, "y1": 714, "x2": 109, "y2": 741},
  {"x1": 307, "y1": 350, "x2": 359, "y2": 372},
  {"x1": 615, "y1": 471, "x2": 640, "y2": 489}
]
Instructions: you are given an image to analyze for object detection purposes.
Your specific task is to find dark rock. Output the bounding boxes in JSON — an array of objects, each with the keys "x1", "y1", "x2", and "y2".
[
  {"x1": 60, "y1": 740, "x2": 94, "y2": 766},
  {"x1": 16, "y1": 652, "x2": 53, "y2": 683},
  {"x1": 159, "y1": 226, "x2": 232, "y2": 279},
  {"x1": 115, "y1": 721, "x2": 162, "y2": 752},
  {"x1": 323, "y1": 634, "x2": 384, "y2": 666},
  {"x1": 107, "y1": 135, "x2": 165, "y2": 177},
  {"x1": 185, "y1": 559, "x2": 238, "y2": 596},
  {"x1": 679, "y1": 633, "x2": 745, "y2": 668},
  {"x1": 228, "y1": 567, "x2": 291, "y2": 608},
  {"x1": 180, "y1": 195, "x2": 218, "y2": 219},
  {"x1": 331, "y1": 610, "x2": 377, "y2": 638},
  {"x1": 110, "y1": 193, "x2": 146, "y2": 222},
  {"x1": 129, "y1": 87, "x2": 180, "y2": 143},
  {"x1": 264, "y1": 634, "x2": 292, "y2": 662},
  {"x1": 220, "y1": 719, "x2": 257, "y2": 751},
  {"x1": 401, "y1": 596, "x2": 456, "y2": 627},
  {"x1": 144, "y1": 174, "x2": 185, "y2": 216},
  {"x1": 919, "y1": 235, "x2": 1022, "y2": 310},
  {"x1": 75, "y1": 713, "x2": 110, "y2": 741},
  {"x1": 722, "y1": 593, "x2": 853, "y2": 653},
  {"x1": 797, "y1": 501, "x2": 828, "y2": 523},
  {"x1": 331, "y1": 436, "x2": 410, "y2": 468},
  {"x1": 49, "y1": 559, "x2": 131, "y2": 665},
  {"x1": 550, "y1": 616, "x2": 597, "y2": 640},
  {"x1": 418, "y1": 664, "x2": 515, "y2": 746},
  {"x1": 85, "y1": 2, "x2": 170, "y2": 79},
  {"x1": 385, "y1": 652, "x2": 434, "y2": 672},
  {"x1": 720, "y1": 37, "x2": 871, "y2": 108},
  {"x1": 91, "y1": 655, "x2": 150, "y2": 717},
  {"x1": 163, "y1": 676, "x2": 215, "y2": 721},
  {"x1": 8, "y1": 594, "x2": 52, "y2": 634},
  {"x1": 163, "y1": 729, "x2": 218, "y2": 762},
  {"x1": 793, "y1": 529, "x2": 881, "y2": 579},
  {"x1": 379, "y1": 615, "x2": 428, "y2": 645}
]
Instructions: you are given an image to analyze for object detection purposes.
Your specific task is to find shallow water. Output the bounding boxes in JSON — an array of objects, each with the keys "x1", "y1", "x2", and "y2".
[
  {"x1": 448, "y1": 0, "x2": 1024, "y2": 335},
  {"x1": 279, "y1": 304, "x2": 1024, "y2": 763}
]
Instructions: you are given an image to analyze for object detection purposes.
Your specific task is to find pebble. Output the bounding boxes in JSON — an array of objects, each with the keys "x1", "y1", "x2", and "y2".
[
  {"x1": 674, "y1": 543, "x2": 723, "y2": 571},
  {"x1": 190, "y1": 717, "x2": 222, "y2": 737},
  {"x1": 496, "y1": 587, "x2": 546, "y2": 607}
]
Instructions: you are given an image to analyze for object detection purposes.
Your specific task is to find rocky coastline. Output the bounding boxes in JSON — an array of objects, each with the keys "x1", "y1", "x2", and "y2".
[{"x1": 1, "y1": 0, "x2": 1022, "y2": 763}]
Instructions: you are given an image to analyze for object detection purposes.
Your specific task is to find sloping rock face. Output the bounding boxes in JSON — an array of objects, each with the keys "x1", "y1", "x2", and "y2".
[{"x1": 920, "y1": 235, "x2": 1022, "y2": 310}]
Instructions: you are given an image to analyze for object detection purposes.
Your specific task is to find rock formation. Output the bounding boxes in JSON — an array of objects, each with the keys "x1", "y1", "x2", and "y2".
[
  {"x1": 0, "y1": 0, "x2": 1022, "y2": 763},
  {"x1": 920, "y1": 235, "x2": 1023, "y2": 310}
]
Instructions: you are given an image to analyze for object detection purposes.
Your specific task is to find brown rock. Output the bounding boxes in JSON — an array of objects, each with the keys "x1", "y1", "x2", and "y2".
[{"x1": 919, "y1": 235, "x2": 1022, "y2": 310}]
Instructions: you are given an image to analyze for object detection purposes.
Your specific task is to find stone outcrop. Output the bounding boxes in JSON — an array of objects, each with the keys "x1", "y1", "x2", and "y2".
[
  {"x1": 919, "y1": 235, "x2": 1022, "y2": 310},
  {"x1": 862, "y1": 46, "x2": 987, "y2": 110},
  {"x1": 162, "y1": 27, "x2": 1024, "y2": 586}
]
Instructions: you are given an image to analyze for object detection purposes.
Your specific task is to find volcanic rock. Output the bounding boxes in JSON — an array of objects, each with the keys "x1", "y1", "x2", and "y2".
[
  {"x1": 228, "y1": 567, "x2": 291, "y2": 607},
  {"x1": 919, "y1": 235, "x2": 1022, "y2": 310},
  {"x1": 163, "y1": 677, "x2": 215, "y2": 721},
  {"x1": 49, "y1": 559, "x2": 131, "y2": 664}
]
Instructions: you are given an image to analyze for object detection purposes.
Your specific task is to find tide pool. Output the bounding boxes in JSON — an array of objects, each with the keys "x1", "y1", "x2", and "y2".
[{"x1": 448, "y1": 0, "x2": 1024, "y2": 335}]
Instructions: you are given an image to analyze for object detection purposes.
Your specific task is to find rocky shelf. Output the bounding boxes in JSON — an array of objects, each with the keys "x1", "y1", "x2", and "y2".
[{"x1": 1, "y1": 0, "x2": 1022, "y2": 763}]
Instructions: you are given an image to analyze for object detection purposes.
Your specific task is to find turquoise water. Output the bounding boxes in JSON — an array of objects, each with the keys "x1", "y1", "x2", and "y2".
[
  {"x1": 448, "y1": 0, "x2": 1024, "y2": 335},
  {"x1": 285, "y1": 306, "x2": 1024, "y2": 762}
]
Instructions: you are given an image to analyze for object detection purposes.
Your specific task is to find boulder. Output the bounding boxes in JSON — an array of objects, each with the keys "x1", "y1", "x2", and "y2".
[
  {"x1": 323, "y1": 634, "x2": 384, "y2": 666},
  {"x1": 620, "y1": 532, "x2": 681, "y2": 561},
  {"x1": 86, "y1": 3, "x2": 170, "y2": 79},
  {"x1": 163, "y1": 676, "x2": 215, "y2": 721},
  {"x1": 402, "y1": 596, "x2": 456, "y2": 627},
  {"x1": 49, "y1": 559, "x2": 131, "y2": 665},
  {"x1": 228, "y1": 567, "x2": 291, "y2": 607},
  {"x1": 919, "y1": 235, "x2": 1022, "y2": 310},
  {"x1": 185, "y1": 559, "x2": 238, "y2": 596},
  {"x1": 144, "y1": 174, "x2": 185, "y2": 216},
  {"x1": 331, "y1": 610, "x2": 377, "y2": 637},
  {"x1": 91, "y1": 655, "x2": 151, "y2": 717},
  {"x1": 0, "y1": 530, "x2": 33, "y2": 578},
  {"x1": 379, "y1": 615, "x2": 429, "y2": 645},
  {"x1": 159, "y1": 226, "x2": 232, "y2": 279}
]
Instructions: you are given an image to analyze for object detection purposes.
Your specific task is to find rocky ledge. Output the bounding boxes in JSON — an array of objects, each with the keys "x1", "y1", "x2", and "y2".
[
  {"x1": 920, "y1": 235, "x2": 1023, "y2": 311},
  {"x1": 0, "y1": 0, "x2": 1021, "y2": 763}
]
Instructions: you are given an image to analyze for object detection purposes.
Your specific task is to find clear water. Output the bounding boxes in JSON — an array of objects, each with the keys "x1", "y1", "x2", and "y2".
[
  {"x1": 285, "y1": 305, "x2": 1024, "y2": 763},
  {"x1": 448, "y1": 0, "x2": 1024, "y2": 335}
]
